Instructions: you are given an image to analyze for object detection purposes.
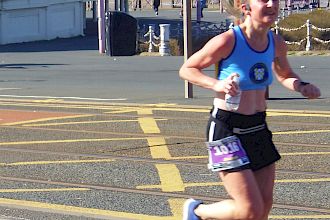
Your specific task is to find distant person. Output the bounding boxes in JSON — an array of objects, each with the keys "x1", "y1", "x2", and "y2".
[
  {"x1": 180, "y1": 0, "x2": 183, "y2": 17},
  {"x1": 132, "y1": 0, "x2": 142, "y2": 11},
  {"x1": 200, "y1": 0, "x2": 206, "y2": 17},
  {"x1": 153, "y1": 0, "x2": 160, "y2": 15}
]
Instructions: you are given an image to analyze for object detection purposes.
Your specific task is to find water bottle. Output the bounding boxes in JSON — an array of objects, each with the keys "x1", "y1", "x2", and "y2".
[{"x1": 225, "y1": 75, "x2": 241, "y2": 111}]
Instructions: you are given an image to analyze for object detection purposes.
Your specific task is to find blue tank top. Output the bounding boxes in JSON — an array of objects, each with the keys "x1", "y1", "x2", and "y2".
[{"x1": 217, "y1": 26, "x2": 275, "y2": 91}]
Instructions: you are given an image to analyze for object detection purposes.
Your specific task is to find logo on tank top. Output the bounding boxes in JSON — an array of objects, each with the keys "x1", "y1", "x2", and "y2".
[{"x1": 249, "y1": 63, "x2": 269, "y2": 84}]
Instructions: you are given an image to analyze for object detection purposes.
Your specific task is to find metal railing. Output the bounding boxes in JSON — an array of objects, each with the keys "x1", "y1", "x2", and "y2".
[
  {"x1": 273, "y1": 19, "x2": 330, "y2": 51},
  {"x1": 142, "y1": 24, "x2": 171, "y2": 55}
]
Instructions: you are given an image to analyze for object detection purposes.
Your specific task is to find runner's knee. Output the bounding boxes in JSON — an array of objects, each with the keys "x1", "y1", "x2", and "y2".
[{"x1": 236, "y1": 202, "x2": 265, "y2": 220}]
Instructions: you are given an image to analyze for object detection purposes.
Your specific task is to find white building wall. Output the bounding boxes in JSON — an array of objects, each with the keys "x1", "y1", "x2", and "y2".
[{"x1": 0, "y1": 0, "x2": 84, "y2": 45}]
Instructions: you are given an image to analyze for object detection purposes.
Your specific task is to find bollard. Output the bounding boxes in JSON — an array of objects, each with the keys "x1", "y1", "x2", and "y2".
[
  {"x1": 159, "y1": 24, "x2": 171, "y2": 56},
  {"x1": 274, "y1": 20, "x2": 279, "y2": 35},
  {"x1": 281, "y1": 8, "x2": 285, "y2": 19},
  {"x1": 306, "y1": 19, "x2": 311, "y2": 51},
  {"x1": 145, "y1": 25, "x2": 156, "y2": 52}
]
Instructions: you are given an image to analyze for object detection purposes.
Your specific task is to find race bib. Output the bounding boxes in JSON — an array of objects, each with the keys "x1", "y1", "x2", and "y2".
[{"x1": 206, "y1": 135, "x2": 250, "y2": 171}]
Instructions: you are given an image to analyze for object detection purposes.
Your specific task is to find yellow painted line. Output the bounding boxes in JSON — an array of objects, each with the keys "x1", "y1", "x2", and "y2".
[
  {"x1": 1, "y1": 99, "x2": 330, "y2": 115},
  {"x1": 0, "y1": 188, "x2": 90, "y2": 193},
  {"x1": 137, "y1": 109, "x2": 185, "y2": 194},
  {"x1": 105, "y1": 107, "x2": 154, "y2": 114},
  {"x1": 275, "y1": 178, "x2": 330, "y2": 183},
  {"x1": 169, "y1": 151, "x2": 330, "y2": 160},
  {"x1": 2, "y1": 114, "x2": 93, "y2": 126},
  {"x1": 269, "y1": 215, "x2": 330, "y2": 219},
  {"x1": 281, "y1": 151, "x2": 330, "y2": 156},
  {"x1": 137, "y1": 178, "x2": 330, "y2": 190},
  {"x1": 0, "y1": 102, "x2": 118, "y2": 111},
  {"x1": 147, "y1": 137, "x2": 171, "y2": 159},
  {"x1": 108, "y1": 106, "x2": 208, "y2": 114},
  {"x1": 170, "y1": 156, "x2": 207, "y2": 160},
  {"x1": 152, "y1": 107, "x2": 208, "y2": 113},
  {"x1": 156, "y1": 164, "x2": 185, "y2": 192},
  {"x1": 0, "y1": 159, "x2": 116, "y2": 166},
  {"x1": 105, "y1": 110, "x2": 138, "y2": 114},
  {"x1": 33, "y1": 99, "x2": 63, "y2": 103},
  {"x1": 267, "y1": 112, "x2": 330, "y2": 117},
  {"x1": 273, "y1": 129, "x2": 330, "y2": 135},
  {"x1": 0, "y1": 137, "x2": 146, "y2": 146},
  {"x1": 24, "y1": 119, "x2": 167, "y2": 127},
  {"x1": 138, "y1": 117, "x2": 160, "y2": 133},
  {"x1": 168, "y1": 198, "x2": 184, "y2": 218},
  {"x1": 0, "y1": 198, "x2": 176, "y2": 220},
  {"x1": 137, "y1": 108, "x2": 153, "y2": 115},
  {"x1": 153, "y1": 103, "x2": 177, "y2": 107},
  {"x1": 267, "y1": 109, "x2": 330, "y2": 114},
  {"x1": 0, "y1": 189, "x2": 328, "y2": 220}
]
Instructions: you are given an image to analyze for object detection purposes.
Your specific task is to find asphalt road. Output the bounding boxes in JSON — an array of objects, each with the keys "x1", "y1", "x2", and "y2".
[{"x1": 0, "y1": 8, "x2": 329, "y2": 220}]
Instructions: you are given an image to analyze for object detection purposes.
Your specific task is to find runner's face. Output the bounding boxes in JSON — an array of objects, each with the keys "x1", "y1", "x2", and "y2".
[{"x1": 248, "y1": 0, "x2": 279, "y2": 26}]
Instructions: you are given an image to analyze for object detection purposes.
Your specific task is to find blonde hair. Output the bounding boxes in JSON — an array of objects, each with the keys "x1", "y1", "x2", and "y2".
[{"x1": 223, "y1": 0, "x2": 249, "y2": 20}]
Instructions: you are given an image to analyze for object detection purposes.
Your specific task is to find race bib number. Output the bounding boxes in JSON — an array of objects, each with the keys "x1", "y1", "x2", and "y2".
[{"x1": 206, "y1": 135, "x2": 250, "y2": 171}]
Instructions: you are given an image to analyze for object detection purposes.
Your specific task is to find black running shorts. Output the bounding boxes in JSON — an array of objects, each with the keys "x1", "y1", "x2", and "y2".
[{"x1": 206, "y1": 107, "x2": 281, "y2": 172}]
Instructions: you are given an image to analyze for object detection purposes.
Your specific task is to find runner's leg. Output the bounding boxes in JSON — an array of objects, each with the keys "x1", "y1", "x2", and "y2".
[
  {"x1": 194, "y1": 169, "x2": 265, "y2": 220},
  {"x1": 254, "y1": 163, "x2": 276, "y2": 220}
]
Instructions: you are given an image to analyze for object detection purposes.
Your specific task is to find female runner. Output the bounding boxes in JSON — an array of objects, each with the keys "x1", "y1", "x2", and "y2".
[{"x1": 180, "y1": 0, "x2": 321, "y2": 219}]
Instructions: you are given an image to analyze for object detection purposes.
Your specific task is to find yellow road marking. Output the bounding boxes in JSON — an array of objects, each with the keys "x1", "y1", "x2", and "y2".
[
  {"x1": 274, "y1": 129, "x2": 330, "y2": 135},
  {"x1": 168, "y1": 198, "x2": 183, "y2": 218},
  {"x1": 170, "y1": 150, "x2": 330, "y2": 160},
  {"x1": 2, "y1": 102, "x2": 329, "y2": 218},
  {"x1": 0, "y1": 159, "x2": 115, "y2": 166},
  {"x1": 156, "y1": 164, "x2": 185, "y2": 192},
  {"x1": 137, "y1": 178, "x2": 330, "y2": 190},
  {"x1": 24, "y1": 119, "x2": 167, "y2": 127},
  {"x1": 275, "y1": 178, "x2": 330, "y2": 183},
  {"x1": 267, "y1": 112, "x2": 330, "y2": 117},
  {"x1": 2, "y1": 114, "x2": 93, "y2": 126},
  {"x1": 0, "y1": 198, "x2": 328, "y2": 219},
  {"x1": 281, "y1": 151, "x2": 330, "y2": 156},
  {"x1": 0, "y1": 137, "x2": 146, "y2": 146},
  {"x1": 170, "y1": 156, "x2": 207, "y2": 160},
  {"x1": 33, "y1": 99, "x2": 63, "y2": 103},
  {"x1": 147, "y1": 137, "x2": 171, "y2": 159},
  {"x1": 0, "y1": 198, "x2": 176, "y2": 220},
  {"x1": 0, "y1": 188, "x2": 90, "y2": 193},
  {"x1": 137, "y1": 109, "x2": 185, "y2": 193},
  {"x1": 1, "y1": 100, "x2": 330, "y2": 116},
  {"x1": 0, "y1": 102, "x2": 124, "y2": 112},
  {"x1": 137, "y1": 108, "x2": 153, "y2": 115},
  {"x1": 137, "y1": 109, "x2": 171, "y2": 158},
  {"x1": 106, "y1": 110, "x2": 138, "y2": 114},
  {"x1": 105, "y1": 107, "x2": 154, "y2": 115},
  {"x1": 138, "y1": 117, "x2": 160, "y2": 133}
]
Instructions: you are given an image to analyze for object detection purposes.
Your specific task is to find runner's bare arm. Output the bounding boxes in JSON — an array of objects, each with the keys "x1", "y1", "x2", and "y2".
[
  {"x1": 179, "y1": 30, "x2": 235, "y2": 93},
  {"x1": 272, "y1": 34, "x2": 321, "y2": 99}
]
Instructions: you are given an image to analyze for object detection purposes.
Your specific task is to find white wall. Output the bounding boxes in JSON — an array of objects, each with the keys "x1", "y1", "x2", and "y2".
[{"x1": 0, "y1": 0, "x2": 84, "y2": 45}]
